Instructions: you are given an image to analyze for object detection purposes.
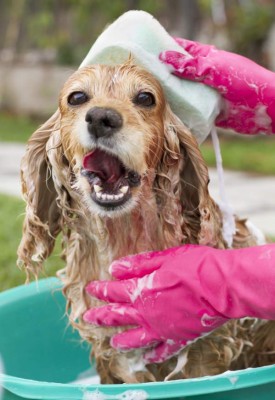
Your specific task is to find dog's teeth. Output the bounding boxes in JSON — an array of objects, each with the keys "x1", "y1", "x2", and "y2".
[
  {"x1": 120, "y1": 186, "x2": 129, "y2": 194},
  {"x1": 95, "y1": 190, "x2": 127, "y2": 202},
  {"x1": 94, "y1": 185, "x2": 102, "y2": 193}
]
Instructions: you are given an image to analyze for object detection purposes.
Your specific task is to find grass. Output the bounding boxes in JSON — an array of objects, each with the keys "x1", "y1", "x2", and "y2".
[
  {"x1": 0, "y1": 194, "x2": 64, "y2": 292},
  {"x1": 201, "y1": 133, "x2": 275, "y2": 176},
  {"x1": 0, "y1": 111, "x2": 43, "y2": 143}
]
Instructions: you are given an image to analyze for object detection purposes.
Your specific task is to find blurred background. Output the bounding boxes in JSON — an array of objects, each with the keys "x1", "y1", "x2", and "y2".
[
  {"x1": 0, "y1": 0, "x2": 275, "y2": 290},
  {"x1": 1, "y1": 0, "x2": 275, "y2": 117}
]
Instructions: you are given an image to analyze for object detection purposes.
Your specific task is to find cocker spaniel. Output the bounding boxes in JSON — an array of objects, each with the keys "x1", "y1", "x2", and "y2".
[{"x1": 18, "y1": 60, "x2": 275, "y2": 384}]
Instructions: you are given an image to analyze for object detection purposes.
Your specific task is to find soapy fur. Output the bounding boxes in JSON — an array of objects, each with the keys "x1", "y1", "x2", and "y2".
[{"x1": 17, "y1": 62, "x2": 275, "y2": 383}]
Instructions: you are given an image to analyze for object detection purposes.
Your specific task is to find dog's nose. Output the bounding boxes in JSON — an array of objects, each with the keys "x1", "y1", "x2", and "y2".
[{"x1": 85, "y1": 107, "x2": 123, "y2": 138}]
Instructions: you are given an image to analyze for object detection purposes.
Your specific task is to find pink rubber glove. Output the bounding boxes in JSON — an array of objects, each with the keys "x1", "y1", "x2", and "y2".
[
  {"x1": 84, "y1": 244, "x2": 275, "y2": 363},
  {"x1": 160, "y1": 39, "x2": 275, "y2": 135}
]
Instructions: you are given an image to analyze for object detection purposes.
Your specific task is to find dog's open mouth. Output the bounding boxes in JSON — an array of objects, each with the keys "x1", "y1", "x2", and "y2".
[{"x1": 81, "y1": 148, "x2": 141, "y2": 208}]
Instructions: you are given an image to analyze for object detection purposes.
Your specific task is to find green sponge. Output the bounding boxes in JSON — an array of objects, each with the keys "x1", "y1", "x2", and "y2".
[{"x1": 80, "y1": 10, "x2": 221, "y2": 144}]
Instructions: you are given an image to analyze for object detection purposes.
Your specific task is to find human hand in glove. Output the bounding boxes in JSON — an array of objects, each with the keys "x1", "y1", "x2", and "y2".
[
  {"x1": 84, "y1": 244, "x2": 275, "y2": 363},
  {"x1": 160, "y1": 39, "x2": 275, "y2": 135}
]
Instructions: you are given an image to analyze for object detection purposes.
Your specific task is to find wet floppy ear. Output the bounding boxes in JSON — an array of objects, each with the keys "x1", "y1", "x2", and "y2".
[
  {"x1": 159, "y1": 107, "x2": 225, "y2": 247},
  {"x1": 17, "y1": 110, "x2": 63, "y2": 280},
  {"x1": 177, "y1": 117, "x2": 225, "y2": 246},
  {"x1": 154, "y1": 107, "x2": 186, "y2": 247}
]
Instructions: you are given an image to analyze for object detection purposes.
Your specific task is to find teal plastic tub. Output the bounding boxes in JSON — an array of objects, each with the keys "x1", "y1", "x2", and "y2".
[{"x1": 1, "y1": 278, "x2": 275, "y2": 400}]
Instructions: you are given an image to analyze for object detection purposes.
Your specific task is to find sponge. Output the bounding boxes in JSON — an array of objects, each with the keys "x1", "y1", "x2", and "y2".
[{"x1": 80, "y1": 10, "x2": 221, "y2": 144}]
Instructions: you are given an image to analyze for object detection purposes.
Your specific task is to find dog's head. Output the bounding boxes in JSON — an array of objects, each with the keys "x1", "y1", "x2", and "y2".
[
  {"x1": 18, "y1": 60, "x2": 223, "y2": 278},
  {"x1": 58, "y1": 62, "x2": 167, "y2": 215}
]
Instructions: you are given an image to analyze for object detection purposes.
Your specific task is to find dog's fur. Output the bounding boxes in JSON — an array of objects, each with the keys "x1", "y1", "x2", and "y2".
[{"x1": 18, "y1": 61, "x2": 275, "y2": 383}]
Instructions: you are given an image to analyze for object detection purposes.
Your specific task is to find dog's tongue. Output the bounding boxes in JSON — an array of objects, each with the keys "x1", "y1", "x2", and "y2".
[{"x1": 83, "y1": 149, "x2": 124, "y2": 183}]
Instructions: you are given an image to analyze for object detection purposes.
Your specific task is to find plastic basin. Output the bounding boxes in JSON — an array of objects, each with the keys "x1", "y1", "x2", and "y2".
[{"x1": 1, "y1": 278, "x2": 275, "y2": 400}]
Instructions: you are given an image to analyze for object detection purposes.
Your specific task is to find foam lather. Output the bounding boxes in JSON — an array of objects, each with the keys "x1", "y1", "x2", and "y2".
[{"x1": 80, "y1": 10, "x2": 221, "y2": 143}]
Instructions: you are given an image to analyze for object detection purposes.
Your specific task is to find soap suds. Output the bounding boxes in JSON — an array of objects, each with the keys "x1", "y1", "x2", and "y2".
[
  {"x1": 83, "y1": 389, "x2": 148, "y2": 400},
  {"x1": 201, "y1": 313, "x2": 225, "y2": 328},
  {"x1": 164, "y1": 349, "x2": 188, "y2": 381},
  {"x1": 128, "y1": 352, "x2": 148, "y2": 374},
  {"x1": 208, "y1": 369, "x2": 240, "y2": 385},
  {"x1": 130, "y1": 272, "x2": 156, "y2": 303},
  {"x1": 228, "y1": 376, "x2": 239, "y2": 385},
  {"x1": 245, "y1": 220, "x2": 266, "y2": 246}
]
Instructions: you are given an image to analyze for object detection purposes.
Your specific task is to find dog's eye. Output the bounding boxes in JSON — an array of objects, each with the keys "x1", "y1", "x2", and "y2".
[
  {"x1": 68, "y1": 91, "x2": 88, "y2": 106},
  {"x1": 133, "y1": 92, "x2": 156, "y2": 107}
]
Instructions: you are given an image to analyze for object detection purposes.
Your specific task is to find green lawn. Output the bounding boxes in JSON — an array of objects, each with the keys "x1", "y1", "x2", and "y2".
[
  {"x1": 0, "y1": 111, "x2": 43, "y2": 143},
  {"x1": 0, "y1": 194, "x2": 64, "y2": 291},
  {"x1": 201, "y1": 133, "x2": 275, "y2": 176}
]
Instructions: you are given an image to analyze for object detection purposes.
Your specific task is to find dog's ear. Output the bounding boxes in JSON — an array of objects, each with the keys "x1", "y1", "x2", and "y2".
[
  {"x1": 17, "y1": 110, "x2": 63, "y2": 280},
  {"x1": 156, "y1": 106, "x2": 225, "y2": 247}
]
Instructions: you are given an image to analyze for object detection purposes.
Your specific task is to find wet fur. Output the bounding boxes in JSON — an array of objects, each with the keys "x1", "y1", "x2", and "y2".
[{"x1": 18, "y1": 62, "x2": 275, "y2": 383}]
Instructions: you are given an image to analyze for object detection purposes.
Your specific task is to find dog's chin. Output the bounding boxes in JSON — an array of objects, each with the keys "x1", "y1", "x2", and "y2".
[{"x1": 80, "y1": 147, "x2": 142, "y2": 217}]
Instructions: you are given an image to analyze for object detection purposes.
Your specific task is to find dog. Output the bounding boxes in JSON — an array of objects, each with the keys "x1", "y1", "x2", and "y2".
[{"x1": 17, "y1": 60, "x2": 275, "y2": 383}]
